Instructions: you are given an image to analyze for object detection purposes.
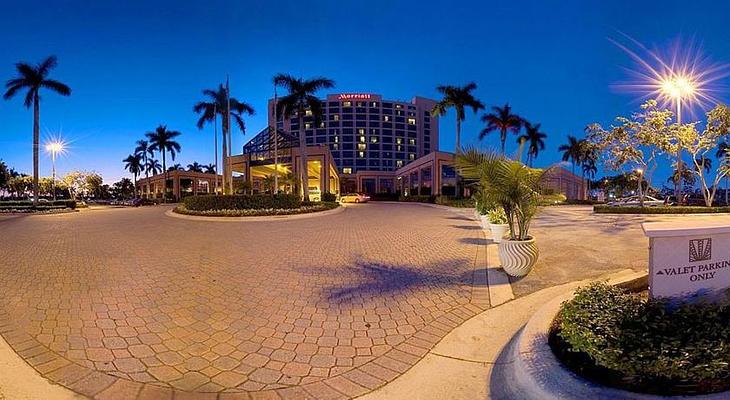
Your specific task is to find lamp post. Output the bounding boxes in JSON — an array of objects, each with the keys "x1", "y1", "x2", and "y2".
[
  {"x1": 636, "y1": 168, "x2": 644, "y2": 207},
  {"x1": 45, "y1": 141, "x2": 64, "y2": 201},
  {"x1": 660, "y1": 75, "x2": 695, "y2": 204}
]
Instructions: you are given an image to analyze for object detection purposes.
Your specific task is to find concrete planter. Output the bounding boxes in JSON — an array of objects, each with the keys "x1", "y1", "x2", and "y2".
[
  {"x1": 488, "y1": 223, "x2": 509, "y2": 243},
  {"x1": 498, "y1": 237, "x2": 539, "y2": 277},
  {"x1": 479, "y1": 214, "x2": 489, "y2": 230}
]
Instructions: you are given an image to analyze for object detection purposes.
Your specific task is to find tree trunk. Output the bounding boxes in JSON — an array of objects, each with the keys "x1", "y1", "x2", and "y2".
[
  {"x1": 32, "y1": 94, "x2": 40, "y2": 206},
  {"x1": 162, "y1": 150, "x2": 167, "y2": 200},
  {"x1": 726, "y1": 176, "x2": 729, "y2": 206},
  {"x1": 455, "y1": 118, "x2": 461, "y2": 155},
  {"x1": 501, "y1": 128, "x2": 506, "y2": 154},
  {"x1": 299, "y1": 114, "x2": 309, "y2": 200},
  {"x1": 133, "y1": 174, "x2": 138, "y2": 199}
]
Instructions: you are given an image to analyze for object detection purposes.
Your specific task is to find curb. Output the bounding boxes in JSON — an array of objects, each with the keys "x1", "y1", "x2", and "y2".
[
  {"x1": 164, "y1": 204, "x2": 345, "y2": 222},
  {"x1": 506, "y1": 270, "x2": 730, "y2": 400}
]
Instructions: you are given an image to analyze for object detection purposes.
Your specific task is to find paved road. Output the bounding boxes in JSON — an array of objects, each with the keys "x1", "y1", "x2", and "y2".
[{"x1": 0, "y1": 203, "x2": 487, "y2": 399}]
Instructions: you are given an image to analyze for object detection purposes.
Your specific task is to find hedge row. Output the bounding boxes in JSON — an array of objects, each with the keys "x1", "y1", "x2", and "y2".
[
  {"x1": 594, "y1": 205, "x2": 730, "y2": 214},
  {"x1": 174, "y1": 201, "x2": 338, "y2": 217},
  {"x1": 434, "y1": 196, "x2": 475, "y2": 208},
  {"x1": 0, "y1": 200, "x2": 76, "y2": 210},
  {"x1": 551, "y1": 282, "x2": 730, "y2": 395},
  {"x1": 182, "y1": 194, "x2": 302, "y2": 211},
  {"x1": 398, "y1": 195, "x2": 436, "y2": 203}
]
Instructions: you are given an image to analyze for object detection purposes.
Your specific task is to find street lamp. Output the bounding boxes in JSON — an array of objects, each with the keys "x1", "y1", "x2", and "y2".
[
  {"x1": 635, "y1": 168, "x2": 645, "y2": 206},
  {"x1": 45, "y1": 141, "x2": 64, "y2": 201},
  {"x1": 660, "y1": 74, "x2": 696, "y2": 204}
]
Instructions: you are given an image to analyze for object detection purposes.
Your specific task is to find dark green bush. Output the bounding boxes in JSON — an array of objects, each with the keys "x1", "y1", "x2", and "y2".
[
  {"x1": 552, "y1": 282, "x2": 730, "y2": 394},
  {"x1": 434, "y1": 196, "x2": 474, "y2": 208},
  {"x1": 0, "y1": 200, "x2": 75, "y2": 210},
  {"x1": 398, "y1": 195, "x2": 436, "y2": 203},
  {"x1": 183, "y1": 194, "x2": 301, "y2": 211},
  {"x1": 321, "y1": 192, "x2": 337, "y2": 202},
  {"x1": 594, "y1": 205, "x2": 730, "y2": 214}
]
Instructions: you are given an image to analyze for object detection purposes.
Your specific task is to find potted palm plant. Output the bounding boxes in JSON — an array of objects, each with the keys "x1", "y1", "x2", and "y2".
[
  {"x1": 457, "y1": 148, "x2": 550, "y2": 277},
  {"x1": 487, "y1": 207, "x2": 509, "y2": 243}
]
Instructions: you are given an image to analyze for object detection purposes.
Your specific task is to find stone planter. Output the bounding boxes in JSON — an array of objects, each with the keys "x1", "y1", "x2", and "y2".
[
  {"x1": 479, "y1": 214, "x2": 489, "y2": 230},
  {"x1": 498, "y1": 237, "x2": 539, "y2": 277},
  {"x1": 488, "y1": 223, "x2": 509, "y2": 243}
]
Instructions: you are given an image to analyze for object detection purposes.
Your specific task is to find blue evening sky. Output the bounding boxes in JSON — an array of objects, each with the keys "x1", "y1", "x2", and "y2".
[{"x1": 2, "y1": 0, "x2": 730, "y2": 184}]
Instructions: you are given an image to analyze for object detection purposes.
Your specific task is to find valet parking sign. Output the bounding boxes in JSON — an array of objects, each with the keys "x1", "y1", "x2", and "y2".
[{"x1": 643, "y1": 222, "x2": 730, "y2": 300}]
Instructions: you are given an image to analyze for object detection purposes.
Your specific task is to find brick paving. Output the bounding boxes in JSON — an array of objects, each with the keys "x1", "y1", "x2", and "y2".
[{"x1": 0, "y1": 203, "x2": 488, "y2": 399}]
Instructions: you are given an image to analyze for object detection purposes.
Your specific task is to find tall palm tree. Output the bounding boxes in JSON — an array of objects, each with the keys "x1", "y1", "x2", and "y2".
[
  {"x1": 480, "y1": 103, "x2": 523, "y2": 154},
  {"x1": 146, "y1": 125, "x2": 181, "y2": 197},
  {"x1": 518, "y1": 121, "x2": 547, "y2": 166},
  {"x1": 3, "y1": 55, "x2": 71, "y2": 206},
  {"x1": 187, "y1": 162, "x2": 204, "y2": 173},
  {"x1": 432, "y1": 82, "x2": 484, "y2": 154},
  {"x1": 123, "y1": 154, "x2": 143, "y2": 198},
  {"x1": 717, "y1": 142, "x2": 730, "y2": 205},
  {"x1": 273, "y1": 74, "x2": 335, "y2": 199},
  {"x1": 168, "y1": 164, "x2": 184, "y2": 172},
  {"x1": 146, "y1": 159, "x2": 162, "y2": 176},
  {"x1": 204, "y1": 163, "x2": 216, "y2": 174},
  {"x1": 193, "y1": 84, "x2": 254, "y2": 193},
  {"x1": 558, "y1": 135, "x2": 584, "y2": 174},
  {"x1": 134, "y1": 140, "x2": 154, "y2": 180}
]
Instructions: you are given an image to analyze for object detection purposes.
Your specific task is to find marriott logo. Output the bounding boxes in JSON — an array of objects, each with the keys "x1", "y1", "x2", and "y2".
[{"x1": 689, "y1": 238, "x2": 712, "y2": 262}]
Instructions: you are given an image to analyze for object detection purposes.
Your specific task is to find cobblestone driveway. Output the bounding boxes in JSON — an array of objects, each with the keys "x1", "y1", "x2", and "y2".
[{"x1": 0, "y1": 203, "x2": 487, "y2": 399}]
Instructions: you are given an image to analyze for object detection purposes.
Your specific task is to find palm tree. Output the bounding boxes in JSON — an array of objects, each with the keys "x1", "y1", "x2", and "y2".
[
  {"x1": 558, "y1": 135, "x2": 584, "y2": 174},
  {"x1": 518, "y1": 121, "x2": 547, "y2": 166},
  {"x1": 204, "y1": 163, "x2": 216, "y2": 174},
  {"x1": 717, "y1": 142, "x2": 730, "y2": 205},
  {"x1": 123, "y1": 154, "x2": 143, "y2": 198},
  {"x1": 3, "y1": 56, "x2": 71, "y2": 206},
  {"x1": 432, "y1": 82, "x2": 484, "y2": 154},
  {"x1": 168, "y1": 164, "x2": 184, "y2": 172},
  {"x1": 480, "y1": 104, "x2": 523, "y2": 154},
  {"x1": 193, "y1": 84, "x2": 255, "y2": 193},
  {"x1": 273, "y1": 74, "x2": 335, "y2": 200},
  {"x1": 187, "y1": 162, "x2": 204, "y2": 173},
  {"x1": 134, "y1": 140, "x2": 154, "y2": 181},
  {"x1": 146, "y1": 125, "x2": 181, "y2": 196},
  {"x1": 146, "y1": 159, "x2": 162, "y2": 176},
  {"x1": 261, "y1": 175, "x2": 276, "y2": 193}
]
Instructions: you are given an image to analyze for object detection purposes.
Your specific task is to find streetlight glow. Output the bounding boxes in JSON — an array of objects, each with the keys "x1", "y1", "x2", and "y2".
[
  {"x1": 45, "y1": 141, "x2": 64, "y2": 154},
  {"x1": 44, "y1": 139, "x2": 66, "y2": 201}
]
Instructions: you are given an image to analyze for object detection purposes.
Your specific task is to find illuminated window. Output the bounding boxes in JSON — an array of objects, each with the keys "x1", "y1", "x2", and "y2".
[
  {"x1": 370, "y1": 136, "x2": 378, "y2": 143},
  {"x1": 305, "y1": 110, "x2": 313, "y2": 116},
  {"x1": 396, "y1": 145, "x2": 402, "y2": 151},
  {"x1": 357, "y1": 143, "x2": 367, "y2": 150},
  {"x1": 358, "y1": 151, "x2": 365, "y2": 158},
  {"x1": 396, "y1": 138, "x2": 402, "y2": 144},
  {"x1": 343, "y1": 167, "x2": 352, "y2": 174},
  {"x1": 343, "y1": 101, "x2": 352, "y2": 107},
  {"x1": 409, "y1": 153, "x2": 415, "y2": 160},
  {"x1": 332, "y1": 143, "x2": 339, "y2": 150},
  {"x1": 408, "y1": 138, "x2": 416, "y2": 145},
  {"x1": 358, "y1": 128, "x2": 365, "y2": 135},
  {"x1": 396, "y1": 110, "x2": 403, "y2": 116},
  {"x1": 384, "y1": 115, "x2": 390, "y2": 122},
  {"x1": 334, "y1": 136, "x2": 339, "y2": 143},
  {"x1": 333, "y1": 114, "x2": 340, "y2": 121},
  {"x1": 396, "y1": 160, "x2": 404, "y2": 168},
  {"x1": 319, "y1": 122, "x2": 325, "y2": 128},
  {"x1": 395, "y1": 104, "x2": 403, "y2": 109},
  {"x1": 305, "y1": 123, "x2": 311, "y2": 129},
  {"x1": 407, "y1": 118, "x2": 416, "y2": 125},
  {"x1": 371, "y1": 102, "x2": 378, "y2": 107},
  {"x1": 356, "y1": 102, "x2": 365, "y2": 107},
  {"x1": 359, "y1": 136, "x2": 366, "y2": 143}
]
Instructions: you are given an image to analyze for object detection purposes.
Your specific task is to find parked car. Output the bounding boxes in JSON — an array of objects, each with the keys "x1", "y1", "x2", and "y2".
[
  {"x1": 607, "y1": 195, "x2": 665, "y2": 207},
  {"x1": 340, "y1": 193, "x2": 370, "y2": 203}
]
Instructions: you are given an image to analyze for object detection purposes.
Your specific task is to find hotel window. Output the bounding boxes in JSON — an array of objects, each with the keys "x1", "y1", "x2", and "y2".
[
  {"x1": 384, "y1": 115, "x2": 390, "y2": 122},
  {"x1": 396, "y1": 110, "x2": 403, "y2": 116},
  {"x1": 305, "y1": 110, "x2": 313, "y2": 116},
  {"x1": 305, "y1": 123, "x2": 311, "y2": 129},
  {"x1": 334, "y1": 136, "x2": 339, "y2": 143},
  {"x1": 395, "y1": 104, "x2": 403, "y2": 109},
  {"x1": 342, "y1": 101, "x2": 352, "y2": 107},
  {"x1": 319, "y1": 122, "x2": 325, "y2": 128},
  {"x1": 358, "y1": 128, "x2": 365, "y2": 135},
  {"x1": 407, "y1": 118, "x2": 416, "y2": 125},
  {"x1": 332, "y1": 143, "x2": 339, "y2": 150},
  {"x1": 333, "y1": 114, "x2": 340, "y2": 121},
  {"x1": 357, "y1": 143, "x2": 367, "y2": 150},
  {"x1": 371, "y1": 102, "x2": 378, "y2": 107},
  {"x1": 358, "y1": 151, "x2": 365, "y2": 158},
  {"x1": 396, "y1": 145, "x2": 402, "y2": 151},
  {"x1": 396, "y1": 160, "x2": 404, "y2": 168},
  {"x1": 370, "y1": 136, "x2": 378, "y2": 143},
  {"x1": 359, "y1": 136, "x2": 366, "y2": 143},
  {"x1": 356, "y1": 101, "x2": 365, "y2": 107},
  {"x1": 409, "y1": 153, "x2": 415, "y2": 160},
  {"x1": 396, "y1": 138, "x2": 402, "y2": 144},
  {"x1": 408, "y1": 138, "x2": 416, "y2": 145},
  {"x1": 343, "y1": 167, "x2": 352, "y2": 174}
]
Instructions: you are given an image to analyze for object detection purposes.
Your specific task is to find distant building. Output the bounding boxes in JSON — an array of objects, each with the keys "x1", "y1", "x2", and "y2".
[
  {"x1": 136, "y1": 170, "x2": 222, "y2": 200},
  {"x1": 542, "y1": 168, "x2": 588, "y2": 200}
]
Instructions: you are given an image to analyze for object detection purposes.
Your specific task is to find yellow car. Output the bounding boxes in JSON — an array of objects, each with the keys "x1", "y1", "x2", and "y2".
[{"x1": 340, "y1": 193, "x2": 370, "y2": 203}]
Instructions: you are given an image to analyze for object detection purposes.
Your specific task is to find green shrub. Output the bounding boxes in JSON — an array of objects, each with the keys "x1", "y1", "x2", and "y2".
[
  {"x1": 174, "y1": 201, "x2": 338, "y2": 217},
  {"x1": 538, "y1": 193, "x2": 567, "y2": 205},
  {"x1": 321, "y1": 192, "x2": 337, "y2": 202},
  {"x1": 398, "y1": 195, "x2": 436, "y2": 203},
  {"x1": 434, "y1": 196, "x2": 475, "y2": 208},
  {"x1": 183, "y1": 194, "x2": 302, "y2": 211},
  {"x1": 553, "y1": 282, "x2": 730, "y2": 394},
  {"x1": 594, "y1": 205, "x2": 730, "y2": 214},
  {"x1": 0, "y1": 200, "x2": 75, "y2": 210}
]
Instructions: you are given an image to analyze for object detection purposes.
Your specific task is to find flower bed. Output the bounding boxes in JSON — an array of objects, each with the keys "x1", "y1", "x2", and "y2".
[
  {"x1": 550, "y1": 282, "x2": 730, "y2": 395},
  {"x1": 183, "y1": 194, "x2": 302, "y2": 211},
  {"x1": 594, "y1": 205, "x2": 730, "y2": 214},
  {"x1": 173, "y1": 201, "x2": 339, "y2": 217},
  {"x1": 0, "y1": 200, "x2": 76, "y2": 212}
]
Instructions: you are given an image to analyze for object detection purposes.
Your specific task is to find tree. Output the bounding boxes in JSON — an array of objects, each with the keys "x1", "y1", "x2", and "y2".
[
  {"x1": 261, "y1": 175, "x2": 276, "y2": 193},
  {"x1": 518, "y1": 121, "x2": 546, "y2": 166},
  {"x1": 586, "y1": 100, "x2": 677, "y2": 206},
  {"x1": 432, "y1": 82, "x2": 484, "y2": 154},
  {"x1": 123, "y1": 153, "x2": 143, "y2": 198},
  {"x1": 204, "y1": 163, "x2": 216, "y2": 174},
  {"x1": 146, "y1": 125, "x2": 181, "y2": 197},
  {"x1": 480, "y1": 103, "x2": 523, "y2": 154},
  {"x1": 134, "y1": 140, "x2": 154, "y2": 180},
  {"x1": 111, "y1": 178, "x2": 135, "y2": 199},
  {"x1": 717, "y1": 142, "x2": 730, "y2": 205},
  {"x1": 193, "y1": 84, "x2": 255, "y2": 193},
  {"x1": 558, "y1": 135, "x2": 584, "y2": 174},
  {"x1": 187, "y1": 162, "x2": 204, "y2": 173},
  {"x1": 3, "y1": 55, "x2": 71, "y2": 206},
  {"x1": 273, "y1": 74, "x2": 335, "y2": 200},
  {"x1": 8, "y1": 175, "x2": 31, "y2": 198},
  {"x1": 0, "y1": 160, "x2": 9, "y2": 195},
  {"x1": 146, "y1": 159, "x2": 162, "y2": 176},
  {"x1": 168, "y1": 164, "x2": 184, "y2": 172},
  {"x1": 62, "y1": 171, "x2": 102, "y2": 200}
]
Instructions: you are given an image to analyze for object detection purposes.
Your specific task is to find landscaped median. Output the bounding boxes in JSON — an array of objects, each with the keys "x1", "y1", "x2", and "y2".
[
  {"x1": 0, "y1": 200, "x2": 77, "y2": 213},
  {"x1": 173, "y1": 193, "x2": 340, "y2": 217},
  {"x1": 594, "y1": 205, "x2": 730, "y2": 214}
]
